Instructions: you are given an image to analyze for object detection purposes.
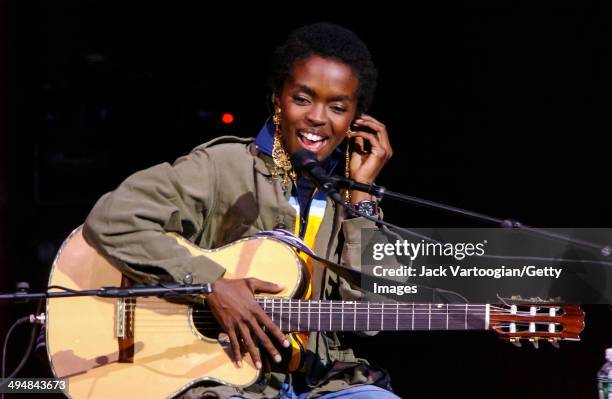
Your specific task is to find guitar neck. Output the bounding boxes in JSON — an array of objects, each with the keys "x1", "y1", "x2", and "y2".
[{"x1": 256, "y1": 298, "x2": 490, "y2": 332}]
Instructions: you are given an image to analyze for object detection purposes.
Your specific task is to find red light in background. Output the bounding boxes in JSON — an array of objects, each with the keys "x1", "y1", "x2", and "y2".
[{"x1": 221, "y1": 113, "x2": 234, "y2": 124}]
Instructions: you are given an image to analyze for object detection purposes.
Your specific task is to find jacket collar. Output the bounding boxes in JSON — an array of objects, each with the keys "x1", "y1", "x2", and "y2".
[{"x1": 254, "y1": 117, "x2": 343, "y2": 175}]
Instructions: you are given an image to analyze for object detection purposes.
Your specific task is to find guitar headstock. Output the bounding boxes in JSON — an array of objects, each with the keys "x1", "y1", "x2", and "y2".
[{"x1": 489, "y1": 303, "x2": 585, "y2": 348}]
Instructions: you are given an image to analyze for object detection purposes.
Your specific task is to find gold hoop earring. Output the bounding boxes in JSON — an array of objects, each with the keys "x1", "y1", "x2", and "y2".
[
  {"x1": 345, "y1": 129, "x2": 353, "y2": 179},
  {"x1": 271, "y1": 108, "x2": 296, "y2": 192},
  {"x1": 344, "y1": 129, "x2": 353, "y2": 203},
  {"x1": 272, "y1": 107, "x2": 281, "y2": 128}
]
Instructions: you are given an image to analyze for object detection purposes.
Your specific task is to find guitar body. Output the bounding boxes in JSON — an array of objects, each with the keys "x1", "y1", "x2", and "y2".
[
  {"x1": 46, "y1": 227, "x2": 306, "y2": 399},
  {"x1": 46, "y1": 227, "x2": 586, "y2": 399}
]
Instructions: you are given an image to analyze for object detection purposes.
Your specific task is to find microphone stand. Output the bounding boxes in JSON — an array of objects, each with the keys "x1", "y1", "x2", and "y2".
[
  {"x1": 0, "y1": 282, "x2": 212, "y2": 303},
  {"x1": 330, "y1": 175, "x2": 612, "y2": 258}
]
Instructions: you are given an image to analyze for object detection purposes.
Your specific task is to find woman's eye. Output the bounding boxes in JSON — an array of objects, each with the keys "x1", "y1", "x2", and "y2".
[
  {"x1": 293, "y1": 96, "x2": 310, "y2": 104},
  {"x1": 331, "y1": 105, "x2": 347, "y2": 113}
]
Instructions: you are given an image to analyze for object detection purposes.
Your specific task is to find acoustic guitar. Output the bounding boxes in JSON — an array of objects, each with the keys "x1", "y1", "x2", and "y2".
[{"x1": 46, "y1": 227, "x2": 585, "y2": 399}]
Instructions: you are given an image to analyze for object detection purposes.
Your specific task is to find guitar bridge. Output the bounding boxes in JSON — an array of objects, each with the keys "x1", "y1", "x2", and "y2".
[
  {"x1": 115, "y1": 297, "x2": 135, "y2": 339},
  {"x1": 116, "y1": 275, "x2": 136, "y2": 363},
  {"x1": 116, "y1": 298, "x2": 126, "y2": 338}
]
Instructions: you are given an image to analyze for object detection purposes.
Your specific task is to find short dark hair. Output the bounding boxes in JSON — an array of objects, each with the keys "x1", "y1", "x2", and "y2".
[{"x1": 269, "y1": 22, "x2": 378, "y2": 115}]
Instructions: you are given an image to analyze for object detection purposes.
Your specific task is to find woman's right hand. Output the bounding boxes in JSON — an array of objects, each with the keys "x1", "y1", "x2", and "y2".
[{"x1": 207, "y1": 277, "x2": 290, "y2": 369}]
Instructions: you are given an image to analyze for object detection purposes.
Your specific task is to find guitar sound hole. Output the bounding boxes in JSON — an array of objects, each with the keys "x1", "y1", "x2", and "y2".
[{"x1": 191, "y1": 304, "x2": 224, "y2": 340}]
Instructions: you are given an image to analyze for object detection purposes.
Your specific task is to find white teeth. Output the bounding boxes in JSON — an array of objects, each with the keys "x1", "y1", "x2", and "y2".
[{"x1": 301, "y1": 132, "x2": 324, "y2": 142}]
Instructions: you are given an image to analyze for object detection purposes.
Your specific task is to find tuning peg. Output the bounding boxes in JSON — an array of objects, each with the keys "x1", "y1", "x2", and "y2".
[
  {"x1": 529, "y1": 338, "x2": 539, "y2": 349},
  {"x1": 548, "y1": 338, "x2": 560, "y2": 349},
  {"x1": 509, "y1": 337, "x2": 522, "y2": 348}
]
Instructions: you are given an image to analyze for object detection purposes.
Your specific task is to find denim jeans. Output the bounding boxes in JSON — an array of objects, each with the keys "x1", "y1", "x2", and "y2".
[{"x1": 229, "y1": 384, "x2": 401, "y2": 399}]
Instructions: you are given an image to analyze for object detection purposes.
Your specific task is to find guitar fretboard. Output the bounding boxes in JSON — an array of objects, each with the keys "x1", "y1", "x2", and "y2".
[{"x1": 256, "y1": 298, "x2": 490, "y2": 332}]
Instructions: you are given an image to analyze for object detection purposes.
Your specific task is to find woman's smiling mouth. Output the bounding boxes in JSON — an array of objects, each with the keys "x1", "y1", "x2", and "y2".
[{"x1": 296, "y1": 129, "x2": 328, "y2": 153}]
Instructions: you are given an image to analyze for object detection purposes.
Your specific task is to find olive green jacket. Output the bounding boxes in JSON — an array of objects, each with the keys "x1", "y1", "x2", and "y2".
[{"x1": 83, "y1": 136, "x2": 384, "y2": 398}]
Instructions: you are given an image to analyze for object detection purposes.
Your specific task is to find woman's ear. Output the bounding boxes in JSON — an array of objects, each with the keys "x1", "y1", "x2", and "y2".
[
  {"x1": 271, "y1": 93, "x2": 280, "y2": 109},
  {"x1": 350, "y1": 112, "x2": 360, "y2": 129}
]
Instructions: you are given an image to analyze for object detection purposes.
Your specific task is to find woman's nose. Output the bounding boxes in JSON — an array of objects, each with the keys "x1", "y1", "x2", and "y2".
[{"x1": 305, "y1": 104, "x2": 326, "y2": 125}]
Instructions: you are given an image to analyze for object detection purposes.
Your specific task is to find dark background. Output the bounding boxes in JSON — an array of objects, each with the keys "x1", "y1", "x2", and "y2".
[{"x1": 1, "y1": 1, "x2": 611, "y2": 398}]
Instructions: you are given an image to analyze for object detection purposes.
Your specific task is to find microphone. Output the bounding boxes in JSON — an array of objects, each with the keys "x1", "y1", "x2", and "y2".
[{"x1": 290, "y1": 150, "x2": 344, "y2": 204}]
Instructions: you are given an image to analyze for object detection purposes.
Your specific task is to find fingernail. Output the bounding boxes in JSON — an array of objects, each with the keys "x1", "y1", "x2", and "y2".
[
  {"x1": 274, "y1": 354, "x2": 282, "y2": 363},
  {"x1": 283, "y1": 340, "x2": 290, "y2": 348},
  {"x1": 236, "y1": 360, "x2": 242, "y2": 368},
  {"x1": 256, "y1": 361, "x2": 262, "y2": 369}
]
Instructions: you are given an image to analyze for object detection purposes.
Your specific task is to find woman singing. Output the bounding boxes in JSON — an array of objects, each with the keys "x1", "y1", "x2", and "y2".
[{"x1": 84, "y1": 22, "x2": 396, "y2": 399}]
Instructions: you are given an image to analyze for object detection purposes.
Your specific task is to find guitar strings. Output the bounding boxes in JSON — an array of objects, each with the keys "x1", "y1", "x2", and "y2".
[
  {"x1": 120, "y1": 305, "x2": 514, "y2": 314},
  {"x1": 121, "y1": 309, "x2": 517, "y2": 316},
  {"x1": 124, "y1": 306, "x2": 545, "y2": 326},
  {"x1": 121, "y1": 299, "x2": 543, "y2": 313},
  {"x1": 128, "y1": 321, "x2": 539, "y2": 330},
  {"x1": 131, "y1": 313, "x2": 494, "y2": 323},
  {"x1": 121, "y1": 308, "x2": 500, "y2": 315},
  {"x1": 123, "y1": 300, "x2": 502, "y2": 313}
]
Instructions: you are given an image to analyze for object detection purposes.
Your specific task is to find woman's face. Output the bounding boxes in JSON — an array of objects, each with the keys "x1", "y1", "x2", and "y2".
[{"x1": 275, "y1": 55, "x2": 359, "y2": 161}]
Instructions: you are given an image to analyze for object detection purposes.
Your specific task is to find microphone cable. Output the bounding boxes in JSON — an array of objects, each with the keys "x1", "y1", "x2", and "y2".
[{"x1": 0, "y1": 299, "x2": 43, "y2": 399}]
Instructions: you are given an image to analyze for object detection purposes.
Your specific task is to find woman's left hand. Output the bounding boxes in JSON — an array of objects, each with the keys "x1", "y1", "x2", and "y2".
[{"x1": 348, "y1": 114, "x2": 393, "y2": 203}]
